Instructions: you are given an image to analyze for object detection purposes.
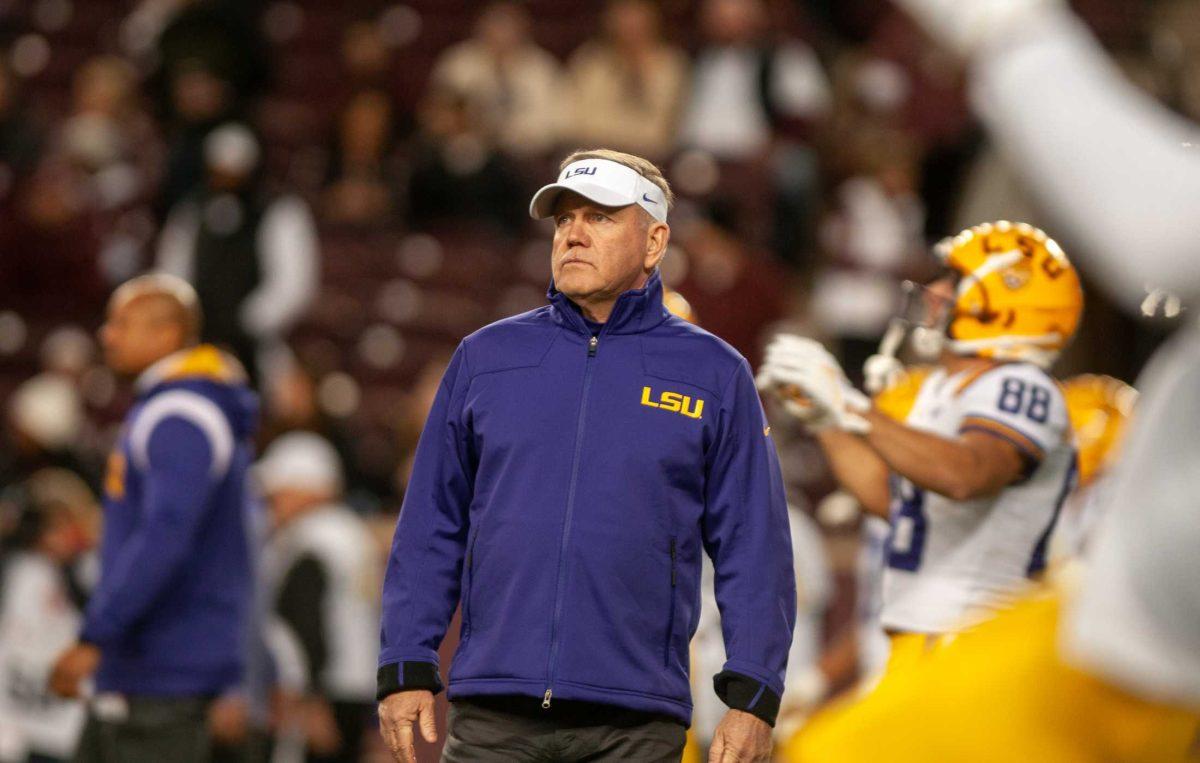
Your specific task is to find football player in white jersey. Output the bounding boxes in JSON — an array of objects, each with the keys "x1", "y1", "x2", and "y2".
[{"x1": 757, "y1": 221, "x2": 1082, "y2": 670}]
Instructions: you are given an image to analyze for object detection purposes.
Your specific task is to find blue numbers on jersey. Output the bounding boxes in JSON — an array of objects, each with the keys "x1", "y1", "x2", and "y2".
[
  {"x1": 885, "y1": 478, "x2": 927, "y2": 572},
  {"x1": 997, "y1": 377, "x2": 1051, "y2": 424}
]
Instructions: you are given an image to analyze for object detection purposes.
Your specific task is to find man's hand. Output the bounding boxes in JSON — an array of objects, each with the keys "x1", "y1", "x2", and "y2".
[
  {"x1": 208, "y1": 693, "x2": 250, "y2": 746},
  {"x1": 757, "y1": 335, "x2": 870, "y2": 433},
  {"x1": 49, "y1": 642, "x2": 100, "y2": 698},
  {"x1": 378, "y1": 690, "x2": 437, "y2": 763},
  {"x1": 301, "y1": 695, "x2": 343, "y2": 756},
  {"x1": 708, "y1": 709, "x2": 772, "y2": 762}
]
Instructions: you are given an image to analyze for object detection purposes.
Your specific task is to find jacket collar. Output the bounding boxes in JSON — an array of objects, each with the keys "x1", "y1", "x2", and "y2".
[
  {"x1": 135, "y1": 344, "x2": 247, "y2": 397},
  {"x1": 547, "y1": 269, "x2": 670, "y2": 336}
]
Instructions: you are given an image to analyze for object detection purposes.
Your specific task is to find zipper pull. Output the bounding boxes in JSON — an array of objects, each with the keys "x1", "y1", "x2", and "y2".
[
  {"x1": 588, "y1": 336, "x2": 598, "y2": 357},
  {"x1": 542, "y1": 689, "x2": 553, "y2": 709}
]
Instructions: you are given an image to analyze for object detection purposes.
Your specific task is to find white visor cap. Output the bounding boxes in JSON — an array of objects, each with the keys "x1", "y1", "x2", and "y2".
[{"x1": 529, "y1": 158, "x2": 668, "y2": 223}]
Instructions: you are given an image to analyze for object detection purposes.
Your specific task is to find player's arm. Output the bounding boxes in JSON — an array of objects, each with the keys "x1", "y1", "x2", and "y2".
[
  {"x1": 813, "y1": 429, "x2": 892, "y2": 519},
  {"x1": 861, "y1": 409, "x2": 1026, "y2": 502}
]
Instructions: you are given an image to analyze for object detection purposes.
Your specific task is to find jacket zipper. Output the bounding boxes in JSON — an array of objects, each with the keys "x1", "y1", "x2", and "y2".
[
  {"x1": 544, "y1": 333, "x2": 600, "y2": 709},
  {"x1": 664, "y1": 537, "x2": 677, "y2": 668}
]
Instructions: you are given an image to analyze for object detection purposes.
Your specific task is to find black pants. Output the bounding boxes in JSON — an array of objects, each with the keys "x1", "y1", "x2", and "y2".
[
  {"x1": 73, "y1": 696, "x2": 210, "y2": 763},
  {"x1": 442, "y1": 696, "x2": 686, "y2": 763}
]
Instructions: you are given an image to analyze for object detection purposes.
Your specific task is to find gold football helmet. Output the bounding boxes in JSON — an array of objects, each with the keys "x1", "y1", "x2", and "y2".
[{"x1": 935, "y1": 221, "x2": 1084, "y2": 368}]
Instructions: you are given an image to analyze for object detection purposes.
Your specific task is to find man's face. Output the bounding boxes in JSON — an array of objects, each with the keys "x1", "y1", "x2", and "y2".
[
  {"x1": 550, "y1": 192, "x2": 663, "y2": 307},
  {"x1": 99, "y1": 295, "x2": 184, "y2": 376}
]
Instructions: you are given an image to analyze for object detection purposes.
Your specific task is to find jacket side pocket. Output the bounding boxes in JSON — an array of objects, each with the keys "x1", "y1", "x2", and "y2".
[
  {"x1": 461, "y1": 527, "x2": 481, "y2": 645},
  {"x1": 663, "y1": 537, "x2": 677, "y2": 668}
]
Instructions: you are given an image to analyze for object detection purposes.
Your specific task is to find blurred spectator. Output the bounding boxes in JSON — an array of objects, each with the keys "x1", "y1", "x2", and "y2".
[
  {"x1": 341, "y1": 20, "x2": 394, "y2": 93},
  {"x1": 157, "y1": 123, "x2": 319, "y2": 385},
  {"x1": 258, "y1": 433, "x2": 380, "y2": 763},
  {"x1": 671, "y1": 206, "x2": 791, "y2": 367},
  {"x1": 564, "y1": 0, "x2": 688, "y2": 160},
  {"x1": 57, "y1": 56, "x2": 158, "y2": 212},
  {"x1": 321, "y1": 90, "x2": 402, "y2": 227},
  {"x1": 429, "y1": 1, "x2": 564, "y2": 158},
  {"x1": 406, "y1": 87, "x2": 526, "y2": 234},
  {"x1": 680, "y1": 0, "x2": 831, "y2": 265},
  {"x1": 812, "y1": 132, "x2": 927, "y2": 382},
  {"x1": 148, "y1": 0, "x2": 270, "y2": 215},
  {"x1": 262, "y1": 357, "x2": 393, "y2": 513},
  {"x1": 0, "y1": 472, "x2": 99, "y2": 763},
  {"x1": 0, "y1": 57, "x2": 42, "y2": 198},
  {"x1": 0, "y1": 157, "x2": 107, "y2": 320},
  {"x1": 681, "y1": 0, "x2": 830, "y2": 159},
  {"x1": 393, "y1": 353, "x2": 451, "y2": 497},
  {"x1": 1, "y1": 375, "x2": 96, "y2": 492}
]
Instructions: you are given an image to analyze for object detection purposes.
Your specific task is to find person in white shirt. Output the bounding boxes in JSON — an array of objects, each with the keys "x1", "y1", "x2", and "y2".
[
  {"x1": 0, "y1": 473, "x2": 98, "y2": 763},
  {"x1": 156, "y1": 123, "x2": 318, "y2": 386},
  {"x1": 257, "y1": 432, "x2": 380, "y2": 763}
]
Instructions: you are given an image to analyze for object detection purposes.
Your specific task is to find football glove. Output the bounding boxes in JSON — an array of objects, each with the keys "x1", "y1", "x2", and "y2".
[{"x1": 757, "y1": 335, "x2": 871, "y2": 434}]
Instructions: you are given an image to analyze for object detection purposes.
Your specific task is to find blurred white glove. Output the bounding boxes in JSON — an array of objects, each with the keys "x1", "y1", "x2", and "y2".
[
  {"x1": 863, "y1": 353, "x2": 905, "y2": 396},
  {"x1": 756, "y1": 335, "x2": 871, "y2": 434},
  {"x1": 892, "y1": 0, "x2": 1064, "y2": 58}
]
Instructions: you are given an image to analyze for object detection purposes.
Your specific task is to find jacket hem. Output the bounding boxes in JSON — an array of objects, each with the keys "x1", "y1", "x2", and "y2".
[{"x1": 448, "y1": 677, "x2": 693, "y2": 725}]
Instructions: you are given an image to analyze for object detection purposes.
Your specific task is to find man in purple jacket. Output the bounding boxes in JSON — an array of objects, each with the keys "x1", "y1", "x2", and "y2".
[
  {"x1": 49, "y1": 274, "x2": 259, "y2": 762},
  {"x1": 378, "y1": 149, "x2": 796, "y2": 763}
]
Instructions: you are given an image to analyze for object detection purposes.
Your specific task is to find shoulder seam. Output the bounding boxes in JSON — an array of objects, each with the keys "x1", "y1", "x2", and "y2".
[{"x1": 129, "y1": 390, "x2": 234, "y2": 477}]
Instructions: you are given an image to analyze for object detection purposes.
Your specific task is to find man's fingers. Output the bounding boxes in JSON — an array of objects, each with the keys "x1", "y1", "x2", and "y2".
[
  {"x1": 417, "y1": 697, "x2": 438, "y2": 743},
  {"x1": 707, "y1": 734, "x2": 725, "y2": 763},
  {"x1": 379, "y1": 712, "x2": 400, "y2": 757},
  {"x1": 395, "y1": 723, "x2": 416, "y2": 763}
]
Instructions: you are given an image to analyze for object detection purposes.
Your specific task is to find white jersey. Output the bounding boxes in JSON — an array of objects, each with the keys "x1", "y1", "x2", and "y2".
[
  {"x1": 0, "y1": 553, "x2": 86, "y2": 759},
  {"x1": 262, "y1": 505, "x2": 381, "y2": 702},
  {"x1": 880, "y1": 363, "x2": 1075, "y2": 634}
]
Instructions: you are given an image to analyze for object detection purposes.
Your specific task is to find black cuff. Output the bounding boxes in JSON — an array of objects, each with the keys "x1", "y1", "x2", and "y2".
[
  {"x1": 376, "y1": 661, "x2": 444, "y2": 701},
  {"x1": 713, "y1": 670, "x2": 781, "y2": 727}
]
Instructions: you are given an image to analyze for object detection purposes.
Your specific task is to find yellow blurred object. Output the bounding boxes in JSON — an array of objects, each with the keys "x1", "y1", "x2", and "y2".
[
  {"x1": 871, "y1": 366, "x2": 932, "y2": 422},
  {"x1": 783, "y1": 591, "x2": 1200, "y2": 763},
  {"x1": 1063, "y1": 374, "x2": 1137, "y2": 487},
  {"x1": 663, "y1": 289, "x2": 697, "y2": 324},
  {"x1": 681, "y1": 728, "x2": 702, "y2": 763},
  {"x1": 937, "y1": 221, "x2": 1084, "y2": 369}
]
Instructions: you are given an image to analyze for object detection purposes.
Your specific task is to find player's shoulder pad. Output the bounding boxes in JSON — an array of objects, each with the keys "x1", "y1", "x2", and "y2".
[
  {"x1": 130, "y1": 389, "x2": 234, "y2": 476},
  {"x1": 639, "y1": 316, "x2": 745, "y2": 400}
]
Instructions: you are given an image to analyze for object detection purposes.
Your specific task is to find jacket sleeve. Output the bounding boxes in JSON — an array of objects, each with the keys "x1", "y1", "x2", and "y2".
[
  {"x1": 701, "y1": 358, "x2": 796, "y2": 726},
  {"x1": 81, "y1": 410, "x2": 228, "y2": 646},
  {"x1": 378, "y1": 344, "x2": 475, "y2": 700}
]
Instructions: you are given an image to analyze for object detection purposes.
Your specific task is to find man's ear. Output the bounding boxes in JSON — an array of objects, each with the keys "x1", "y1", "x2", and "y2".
[{"x1": 644, "y1": 221, "x2": 670, "y2": 271}]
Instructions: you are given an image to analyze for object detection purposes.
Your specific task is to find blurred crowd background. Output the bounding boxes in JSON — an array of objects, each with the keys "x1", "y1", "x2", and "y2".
[{"x1": 0, "y1": 0, "x2": 1195, "y2": 760}]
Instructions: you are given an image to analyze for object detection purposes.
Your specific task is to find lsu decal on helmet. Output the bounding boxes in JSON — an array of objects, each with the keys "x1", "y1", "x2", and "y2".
[
  {"x1": 935, "y1": 221, "x2": 1084, "y2": 368},
  {"x1": 1063, "y1": 374, "x2": 1136, "y2": 487}
]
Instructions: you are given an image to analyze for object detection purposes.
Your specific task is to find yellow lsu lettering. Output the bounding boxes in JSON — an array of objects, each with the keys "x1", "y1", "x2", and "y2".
[
  {"x1": 640, "y1": 386, "x2": 704, "y2": 419},
  {"x1": 104, "y1": 451, "x2": 127, "y2": 500}
]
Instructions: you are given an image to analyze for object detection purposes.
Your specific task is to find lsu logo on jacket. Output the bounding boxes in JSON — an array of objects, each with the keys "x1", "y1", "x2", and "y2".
[{"x1": 640, "y1": 386, "x2": 703, "y2": 419}]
